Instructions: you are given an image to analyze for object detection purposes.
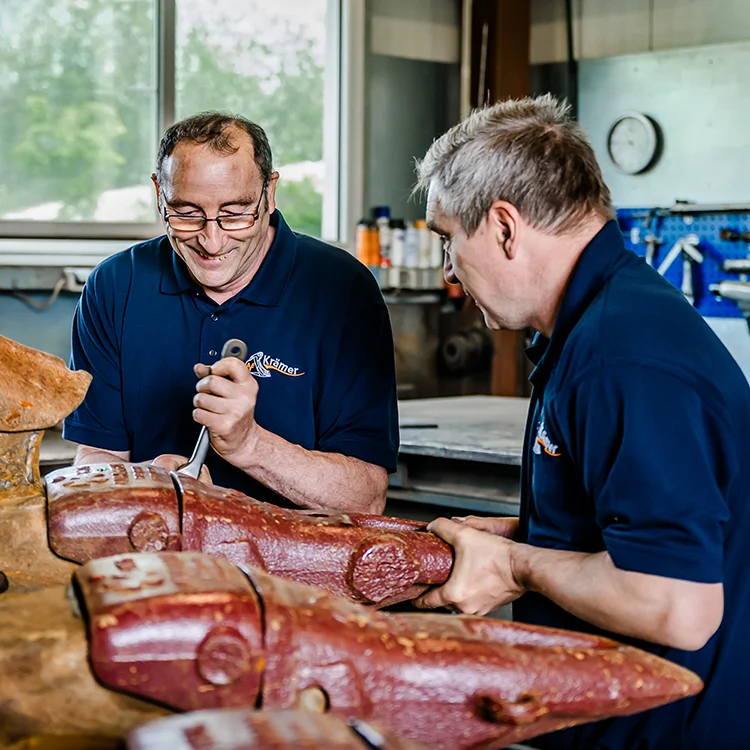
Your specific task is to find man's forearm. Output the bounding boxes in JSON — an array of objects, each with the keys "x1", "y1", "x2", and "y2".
[
  {"x1": 231, "y1": 426, "x2": 388, "y2": 513},
  {"x1": 511, "y1": 545, "x2": 722, "y2": 651}
]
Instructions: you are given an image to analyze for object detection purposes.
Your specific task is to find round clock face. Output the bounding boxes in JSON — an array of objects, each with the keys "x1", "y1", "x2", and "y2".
[{"x1": 607, "y1": 113, "x2": 659, "y2": 175}]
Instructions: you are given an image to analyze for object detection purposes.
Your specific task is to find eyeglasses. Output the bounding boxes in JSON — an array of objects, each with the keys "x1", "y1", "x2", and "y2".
[{"x1": 163, "y1": 183, "x2": 267, "y2": 233}]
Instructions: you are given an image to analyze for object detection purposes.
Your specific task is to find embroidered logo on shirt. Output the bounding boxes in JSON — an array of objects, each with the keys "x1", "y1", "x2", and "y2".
[
  {"x1": 246, "y1": 351, "x2": 305, "y2": 378},
  {"x1": 534, "y1": 419, "x2": 561, "y2": 457}
]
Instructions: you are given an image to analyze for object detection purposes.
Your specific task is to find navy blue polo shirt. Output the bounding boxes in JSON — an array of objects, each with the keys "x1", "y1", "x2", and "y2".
[
  {"x1": 63, "y1": 211, "x2": 399, "y2": 506},
  {"x1": 515, "y1": 220, "x2": 750, "y2": 750}
]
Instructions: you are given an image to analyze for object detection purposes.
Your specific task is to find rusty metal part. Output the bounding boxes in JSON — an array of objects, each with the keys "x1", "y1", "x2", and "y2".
[
  {"x1": 127, "y1": 709, "x2": 427, "y2": 750},
  {"x1": 46, "y1": 464, "x2": 454, "y2": 606},
  {"x1": 0, "y1": 431, "x2": 43, "y2": 502},
  {"x1": 0, "y1": 334, "x2": 91, "y2": 434},
  {"x1": 4, "y1": 737, "x2": 121, "y2": 750},
  {"x1": 0, "y1": 491, "x2": 77, "y2": 595},
  {"x1": 78, "y1": 551, "x2": 703, "y2": 750},
  {"x1": 0, "y1": 584, "x2": 169, "y2": 746}
]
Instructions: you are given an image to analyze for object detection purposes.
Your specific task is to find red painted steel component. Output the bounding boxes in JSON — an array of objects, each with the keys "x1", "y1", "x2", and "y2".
[
  {"x1": 79, "y1": 551, "x2": 703, "y2": 750},
  {"x1": 126, "y1": 708, "x2": 427, "y2": 750},
  {"x1": 47, "y1": 464, "x2": 453, "y2": 606}
]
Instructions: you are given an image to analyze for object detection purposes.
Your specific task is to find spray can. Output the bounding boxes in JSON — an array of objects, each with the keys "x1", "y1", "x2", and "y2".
[{"x1": 373, "y1": 206, "x2": 392, "y2": 268}]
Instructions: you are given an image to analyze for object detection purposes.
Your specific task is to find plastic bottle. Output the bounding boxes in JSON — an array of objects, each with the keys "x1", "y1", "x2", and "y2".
[
  {"x1": 415, "y1": 219, "x2": 431, "y2": 269},
  {"x1": 356, "y1": 219, "x2": 372, "y2": 265},
  {"x1": 390, "y1": 219, "x2": 406, "y2": 267},
  {"x1": 404, "y1": 222, "x2": 419, "y2": 269},
  {"x1": 356, "y1": 219, "x2": 380, "y2": 267},
  {"x1": 373, "y1": 206, "x2": 392, "y2": 268}
]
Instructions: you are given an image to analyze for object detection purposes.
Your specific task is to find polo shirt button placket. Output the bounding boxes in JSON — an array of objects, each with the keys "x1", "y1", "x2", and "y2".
[{"x1": 210, "y1": 314, "x2": 219, "y2": 322}]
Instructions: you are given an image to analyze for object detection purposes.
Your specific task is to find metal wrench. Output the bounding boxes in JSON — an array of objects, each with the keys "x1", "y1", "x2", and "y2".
[{"x1": 178, "y1": 337, "x2": 248, "y2": 479}]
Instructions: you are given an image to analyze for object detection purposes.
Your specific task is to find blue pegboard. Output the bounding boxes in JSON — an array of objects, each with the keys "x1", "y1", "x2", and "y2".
[{"x1": 617, "y1": 209, "x2": 750, "y2": 319}]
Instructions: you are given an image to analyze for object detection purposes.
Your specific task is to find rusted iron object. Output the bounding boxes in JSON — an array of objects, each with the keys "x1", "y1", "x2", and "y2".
[
  {"x1": 0, "y1": 584, "x2": 169, "y2": 747},
  {"x1": 0, "y1": 334, "x2": 91, "y2": 502},
  {"x1": 79, "y1": 551, "x2": 703, "y2": 750},
  {"x1": 46, "y1": 463, "x2": 454, "y2": 606},
  {"x1": 127, "y1": 709, "x2": 427, "y2": 750},
  {"x1": 0, "y1": 336, "x2": 91, "y2": 596}
]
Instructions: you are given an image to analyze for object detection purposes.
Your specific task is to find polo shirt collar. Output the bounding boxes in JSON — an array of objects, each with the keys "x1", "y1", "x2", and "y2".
[
  {"x1": 527, "y1": 219, "x2": 628, "y2": 386},
  {"x1": 159, "y1": 210, "x2": 297, "y2": 307}
]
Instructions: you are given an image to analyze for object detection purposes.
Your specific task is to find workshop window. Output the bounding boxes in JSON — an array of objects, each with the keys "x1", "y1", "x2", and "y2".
[{"x1": 0, "y1": 0, "x2": 337, "y2": 241}]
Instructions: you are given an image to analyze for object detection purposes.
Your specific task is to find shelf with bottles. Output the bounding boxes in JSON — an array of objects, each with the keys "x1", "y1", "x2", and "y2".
[{"x1": 356, "y1": 205, "x2": 461, "y2": 293}]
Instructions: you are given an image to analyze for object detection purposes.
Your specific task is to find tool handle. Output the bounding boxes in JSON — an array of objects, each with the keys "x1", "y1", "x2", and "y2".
[{"x1": 177, "y1": 338, "x2": 248, "y2": 479}]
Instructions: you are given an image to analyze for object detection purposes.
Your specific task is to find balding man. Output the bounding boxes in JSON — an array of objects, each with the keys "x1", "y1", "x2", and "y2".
[{"x1": 64, "y1": 112, "x2": 398, "y2": 513}]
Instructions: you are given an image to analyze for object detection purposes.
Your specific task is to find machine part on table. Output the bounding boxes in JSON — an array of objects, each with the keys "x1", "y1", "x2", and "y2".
[
  {"x1": 126, "y1": 708, "x2": 427, "y2": 750},
  {"x1": 179, "y1": 338, "x2": 249, "y2": 480},
  {"x1": 439, "y1": 328, "x2": 493, "y2": 375},
  {"x1": 656, "y1": 234, "x2": 703, "y2": 306},
  {"x1": 71, "y1": 551, "x2": 701, "y2": 750},
  {"x1": 45, "y1": 463, "x2": 454, "y2": 607}
]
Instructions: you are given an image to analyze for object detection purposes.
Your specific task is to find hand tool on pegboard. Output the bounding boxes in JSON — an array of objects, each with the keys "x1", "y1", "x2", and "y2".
[{"x1": 656, "y1": 235, "x2": 703, "y2": 306}]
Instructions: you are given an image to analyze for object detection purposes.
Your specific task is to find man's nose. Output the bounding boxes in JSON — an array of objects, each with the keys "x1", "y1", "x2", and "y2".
[{"x1": 200, "y1": 220, "x2": 229, "y2": 252}]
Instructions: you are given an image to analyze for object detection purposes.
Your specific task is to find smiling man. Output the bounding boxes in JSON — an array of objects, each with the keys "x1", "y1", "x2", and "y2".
[
  {"x1": 412, "y1": 96, "x2": 750, "y2": 749},
  {"x1": 63, "y1": 112, "x2": 398, "y2": 513}
]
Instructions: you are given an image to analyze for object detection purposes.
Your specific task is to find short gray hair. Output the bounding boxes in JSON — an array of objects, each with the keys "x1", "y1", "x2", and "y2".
[{"x1": 415, "y1": 94, "x2": 614, "y2": 236}]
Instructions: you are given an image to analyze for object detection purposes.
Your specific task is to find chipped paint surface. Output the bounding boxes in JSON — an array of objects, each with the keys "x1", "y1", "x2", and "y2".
[
  {"x1": 77, "y1": 551, "x2": 702, "y2": 750},
  {"x1": 47, "y1": 465, "x2": 454, "y2": 607}
]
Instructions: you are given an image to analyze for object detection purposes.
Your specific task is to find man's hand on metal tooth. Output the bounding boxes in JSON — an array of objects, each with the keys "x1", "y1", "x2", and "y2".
[
  {"x1": 193, "y1": 356, "x2": 260, "y2": 466},
  {"x1": 414, "y1": 517, "x2": 526, "y2": 616},
  {"x1": 449, "y1": 515, "x2": 519, "y2": 539},
  {"x1": 151, "y1": 453, "x2": 213, "y2": 484}
]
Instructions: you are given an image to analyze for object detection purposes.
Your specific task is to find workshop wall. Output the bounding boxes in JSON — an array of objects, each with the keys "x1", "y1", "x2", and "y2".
[
  {"x1": 0, "y1": 291, "x2": 78, "y2": 362},
  {"x1": 530, "y1": 0, "x2": 750, "y2": 63},
  {"x1": 363, "y1": 0, "x2": 461, "y2": 222},
  {"x1": 578, "y1": 41, "x2": 750, "y2": 208}
]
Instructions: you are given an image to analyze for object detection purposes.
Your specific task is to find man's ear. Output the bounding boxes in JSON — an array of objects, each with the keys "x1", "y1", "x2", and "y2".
[
  {"x1": 151, "y1": 173, "x2": 162, "y2": 214},
  {"x1": 266, "y1": 171, "x2": 280, "y2": 214},
  {"x1": 487, "y1": 201, "x2": 521, "y2": 260}
]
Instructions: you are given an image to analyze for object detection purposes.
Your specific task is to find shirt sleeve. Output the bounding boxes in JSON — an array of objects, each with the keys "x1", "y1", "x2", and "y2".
[
  {"x1": 62, "y1": 260, "x2": 130, "y2": 451},
  {"x1": 562, "y1": 365, "x2": 732, "y2": 584},
  {"x1": 315, "y1": 268, "x2": 400, "y2": 472}
]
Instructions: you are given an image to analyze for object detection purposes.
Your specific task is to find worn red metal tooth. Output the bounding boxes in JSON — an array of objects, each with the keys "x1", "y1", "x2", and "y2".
[
  {"x1": 79, "y1": 551, "x2": 703, "y2": 750},
  {"x1": 176, "y1": 473, "x2": 454, "y2": 606},
  {"x1": 79, "y1": 552, "x2": 264, "y2": 712},
  {"x1": 126, "y1": 708, "x2": 427, "y2": 750},
  {"x1": 46, "y1": 463, "x2": 181, "y2": 562},
  {"x1": 46, "y1": 463, "x2": 453, "y2": 606}
]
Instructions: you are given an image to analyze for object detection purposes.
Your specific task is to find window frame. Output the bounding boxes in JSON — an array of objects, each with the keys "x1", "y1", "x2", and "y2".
[{"x1": 0, "y1": 0, "x2": 350, "y2": 249}]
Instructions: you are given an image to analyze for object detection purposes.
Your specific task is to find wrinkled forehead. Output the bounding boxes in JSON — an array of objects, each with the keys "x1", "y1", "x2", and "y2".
[
  {"x1": 160, "y1": 133, "x2": 261, "y2": 199},
  {"x1": 425, "y1": 183, "x2": 453, "y2": 235}
]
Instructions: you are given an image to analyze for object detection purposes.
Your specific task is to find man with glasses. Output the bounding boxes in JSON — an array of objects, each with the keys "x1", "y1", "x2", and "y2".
[{"x1": 63, "y1": 112, "x2": 398, "y2": 513}]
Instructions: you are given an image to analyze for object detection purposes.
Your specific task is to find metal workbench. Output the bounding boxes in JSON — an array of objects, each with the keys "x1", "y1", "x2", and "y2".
[
  {"x1": 40, "y1": 395, "x2": 530, "y2": 520},
  {"x1": 388, "y1": 396, "x2": 528, "y2": 520}
]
